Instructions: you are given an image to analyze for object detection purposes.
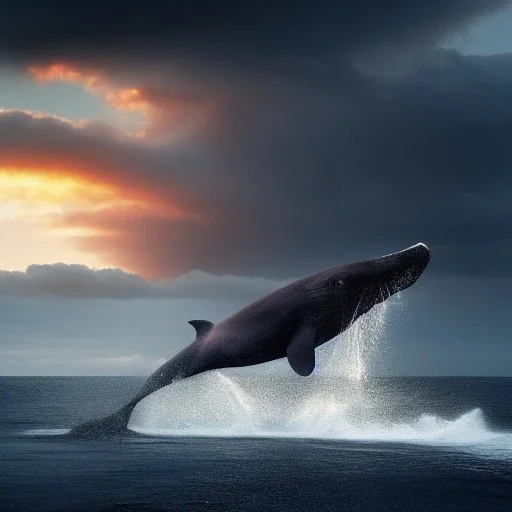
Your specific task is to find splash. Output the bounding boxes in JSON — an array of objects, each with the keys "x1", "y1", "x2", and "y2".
[
  {"x1": 318, "y1": 296, "x2": 395, "y2": 380},
  {"x1": 128, "y1": 372, "x2": 512, "y2": 460},
  {"x1": 127, "y1": 295, "x2": 511, "y2": 459},
  {"x1": 215, "y1": 371, "x2": 255, "y2": 414}
]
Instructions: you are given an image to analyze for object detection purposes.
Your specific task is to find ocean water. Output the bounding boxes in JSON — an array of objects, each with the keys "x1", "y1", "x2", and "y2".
[{"x1": 1, "y1": 374, "x2": 511, "y2": 512}]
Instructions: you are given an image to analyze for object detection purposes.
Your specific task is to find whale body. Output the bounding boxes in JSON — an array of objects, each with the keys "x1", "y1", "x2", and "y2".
[{"x1": 70, "y1": 243, "x2": 430, "y2": 437}]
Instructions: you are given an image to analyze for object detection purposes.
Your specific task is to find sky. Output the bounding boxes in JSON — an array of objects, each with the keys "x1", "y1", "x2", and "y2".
[{"x1": 0, "y1": 1, "x2": 511, "y2": 376}]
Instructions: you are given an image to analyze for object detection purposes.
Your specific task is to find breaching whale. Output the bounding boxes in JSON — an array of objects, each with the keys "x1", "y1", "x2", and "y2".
[{"x1": 70, "y1": 243, "x2": 430, "y2": 437}]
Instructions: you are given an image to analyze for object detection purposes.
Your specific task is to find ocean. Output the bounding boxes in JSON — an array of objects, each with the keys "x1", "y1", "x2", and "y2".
[{"x1": 1, "y1": 374, "x2": 511, "y2": 512}]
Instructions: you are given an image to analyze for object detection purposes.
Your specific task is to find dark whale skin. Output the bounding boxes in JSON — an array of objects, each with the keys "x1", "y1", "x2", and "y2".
[{"x1": 70, "y1": 243, "x2": 430, "y2": 438}]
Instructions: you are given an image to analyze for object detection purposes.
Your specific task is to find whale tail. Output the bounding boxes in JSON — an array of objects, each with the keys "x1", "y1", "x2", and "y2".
[{"x1": 69, "y1": 403, "x2": 135, "y2": 438}]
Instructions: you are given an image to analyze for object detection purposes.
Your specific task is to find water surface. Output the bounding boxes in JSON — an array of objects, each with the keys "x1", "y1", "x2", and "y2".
[{"x1": 1, "y1": 376, "x2": 511, "y2": 511}]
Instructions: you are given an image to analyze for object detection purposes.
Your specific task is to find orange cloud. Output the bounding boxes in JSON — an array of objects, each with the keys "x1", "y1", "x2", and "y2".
[
  {"x1": 0, "y1": 166, "x2": 198, "y2": 275},
  {"x1": 0, "y1": 170, "x2": 123, "y2": 270},
  {"x1": 0, "y1": 110, "x2": 208, "y2": 276},
  {"x1": 29, "y1": 63, "x2": 148, "y2": 111},
  {"x1": 0, "y1": 169, "x2": 161, "y2": 233},
  {"x1": 106, "y1": 87, "x2": 151, "y2": 112},
  {"x1": 28, "y1": 63, "x2": 104, "y2": 90},
  {"x1": 0, "y1": 159, "x2": 186, "y2": 222},
  {"x1": 0, "y1": 110, "x2": 195, "y2": 216},
  {"x1": 27, "y1": 62, "x2": 216, "y2": 140},
  {"x1": 0, "y1": 171, "x2": 113, "y2": 208}
]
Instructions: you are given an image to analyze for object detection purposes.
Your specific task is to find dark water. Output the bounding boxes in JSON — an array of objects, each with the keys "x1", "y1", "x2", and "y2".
[{"x1": 1, "y1": 376, "x2": 511, "y2": 511}]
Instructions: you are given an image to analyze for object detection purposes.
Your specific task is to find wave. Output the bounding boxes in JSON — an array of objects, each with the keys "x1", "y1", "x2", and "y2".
[{"x1": 127, "y1": 371, "x2": 512, "y2": 459}]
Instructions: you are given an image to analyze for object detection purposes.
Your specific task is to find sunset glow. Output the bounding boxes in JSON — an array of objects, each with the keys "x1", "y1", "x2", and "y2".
[
  {"x1": 0, "y1": 167, "x2": 173, "y2": 271},
  {"x1": 0, "y1": 103, "x2": 202, "y2": 277},
  {"x1": 26, "y1": 62, "x2": 212, "y2": 141},
  {"x1": 106, "y1": 87, "x2": 150, "y2": 112},
  {"x1": 28, "y1": 63, "x2": 151, "y2": 117},
  {"x1": 28, "y1": 63, "x2": 103, "y2": 90},
  {"x1": 0, "y1": 171, "x2": 114, "y2": 211}
]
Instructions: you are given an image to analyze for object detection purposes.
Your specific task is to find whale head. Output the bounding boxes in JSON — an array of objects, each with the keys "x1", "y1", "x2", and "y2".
[{"x1": 303, "y1": 243, "x2": 430, "y2": 344}]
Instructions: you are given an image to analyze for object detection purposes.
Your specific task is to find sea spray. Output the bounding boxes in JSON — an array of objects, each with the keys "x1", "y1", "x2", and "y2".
[
  {"x1": 125, "y1": 297, "x2": 512, "y2": 459},
  {"x1": 127, "y1": 373, "x2": 512, "y2": 459},
  {"x1": 317, "y1": 292, "x2": 405, "y2": 380},
  {"x1": 130, "y1": 299, "x2": 396, "y2": 434}
]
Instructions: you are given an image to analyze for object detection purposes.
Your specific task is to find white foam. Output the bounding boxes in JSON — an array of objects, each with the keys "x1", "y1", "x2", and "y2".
[
  {"x1": 128, "y1": 371, "x2": 512, "y2": 460},
  {"x1": 128, "y1": 302, "x2": 511, "y2": 460}
]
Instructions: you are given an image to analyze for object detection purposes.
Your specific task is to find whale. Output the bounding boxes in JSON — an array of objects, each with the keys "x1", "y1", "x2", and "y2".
[{"x1": 70, "y1": 243, "x2": 430, "y2": 437}]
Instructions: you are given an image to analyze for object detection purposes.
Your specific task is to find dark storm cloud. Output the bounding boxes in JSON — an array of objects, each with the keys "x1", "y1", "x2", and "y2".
[
  {"x1": 61, "y1": 51, "x2": 512, "y2": 279},
  {"x1": 0, "y1": 0, "x2": 509, "y2": 64},
  {"x1": 0, "y1": 1, "x2": 511, "y2": 279}
]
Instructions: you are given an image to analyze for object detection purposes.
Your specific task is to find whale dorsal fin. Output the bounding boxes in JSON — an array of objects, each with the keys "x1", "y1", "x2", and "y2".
[
  {"x1": 286, "y1": 324, "x2": 316, "y2": 377},
  {"x1": 188, "y1": 320, "x2": 214, "y2": 338}
]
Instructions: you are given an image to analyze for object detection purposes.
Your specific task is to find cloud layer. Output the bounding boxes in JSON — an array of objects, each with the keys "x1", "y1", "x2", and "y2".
[
  {"x1": 1, "y1": 1, "x2": 512, "y2": 376},
  {"x1": 2, "y1": 1, "x2": 508, "y2": 62},
  {"x1": 0, "y1": 264, "x2": 287, "y2": 300},
  {"x1": 0, "y1": 1, "x2": 511, "y2": 281}
]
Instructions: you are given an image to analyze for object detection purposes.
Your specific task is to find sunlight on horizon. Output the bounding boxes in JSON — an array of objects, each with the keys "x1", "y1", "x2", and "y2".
[{"x1": 0, "y1": 170, "x2": 131, "y2": 271}]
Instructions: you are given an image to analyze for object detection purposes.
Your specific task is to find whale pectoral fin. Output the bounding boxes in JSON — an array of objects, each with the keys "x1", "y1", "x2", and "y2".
[
  {"x1": 286, "y1": 324, "x2": 316, "y2": 377},
  {"x1": 188, "y1": 320, "x2": 214, "y2": 338}
]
